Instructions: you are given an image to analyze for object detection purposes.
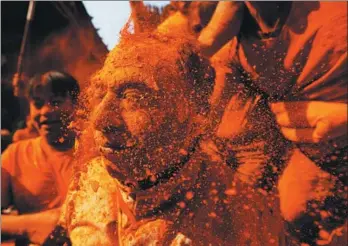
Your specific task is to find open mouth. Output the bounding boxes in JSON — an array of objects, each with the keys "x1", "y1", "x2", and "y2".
[{"x1": 99, "y1": 139, "x2": 137, "y2": 154}]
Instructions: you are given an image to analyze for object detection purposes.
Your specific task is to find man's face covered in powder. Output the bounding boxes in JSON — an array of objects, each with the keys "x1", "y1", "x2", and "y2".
[
  {"x1": 93, "y1": 68, "x2": 185, "y2": 180},
  {"x1": 91, "y1": 33, "x2": 213, "y2": 181}
]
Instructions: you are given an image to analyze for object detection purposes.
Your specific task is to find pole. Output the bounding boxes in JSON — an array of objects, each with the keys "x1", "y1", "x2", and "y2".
[
  {"x1": 13, "y1": 0, "x2": 36, "y2": 97},
  {"x1": 16, "y1": 0, "x2": 36, "y2": 76},
  {"x1": 12, "y1": 0, "x2": 36, "y2": 127}
]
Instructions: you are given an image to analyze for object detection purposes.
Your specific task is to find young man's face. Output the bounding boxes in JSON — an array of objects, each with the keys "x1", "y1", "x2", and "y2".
[{"x1": 30, "y1": 86, "x2": 74, "y2": 142}]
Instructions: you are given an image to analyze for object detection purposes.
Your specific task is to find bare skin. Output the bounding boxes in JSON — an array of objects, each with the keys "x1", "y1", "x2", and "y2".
[
  {"x1": 270, "y1": 101, "x2": 347, "y2": 143},
  {"x1": 1, "y1": 208, "x2": 60, "y2": 245}
]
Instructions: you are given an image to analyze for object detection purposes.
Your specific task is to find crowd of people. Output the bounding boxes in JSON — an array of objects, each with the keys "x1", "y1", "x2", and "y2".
[{"x1": 1, "y1": 1, "x2": 347, "y2": 246}]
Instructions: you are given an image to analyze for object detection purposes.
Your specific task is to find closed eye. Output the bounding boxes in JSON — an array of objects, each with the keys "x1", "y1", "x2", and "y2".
[{"x1": 122, "y1": 89, "x2": 143, "y2": 101}]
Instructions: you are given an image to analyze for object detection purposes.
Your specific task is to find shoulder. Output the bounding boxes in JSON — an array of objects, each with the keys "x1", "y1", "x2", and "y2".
[
  {"x1": 1, "y1": 138, "x2": 36, "y2": 167},
  {"x1": 1, "y1": 139, "x2": 38, "y2": 174},
  {"x1": 61, "y1": 157, "x2": 119, "y2": 231},
  {"x1": 286, "y1": 2, "x2": 347, "y2": 49},
  {"x1": 283, "y1": 2, "x2": 347, "y2": 89},
  {"x1": 69, "y1": 156, "x2": 118, "y2": 197},
  {"x1": 11, "y1": 137, "x2": 38, "y2": 149},
  {"x1": 12, "y1": 127, "x2": 38, "y2": 142}
]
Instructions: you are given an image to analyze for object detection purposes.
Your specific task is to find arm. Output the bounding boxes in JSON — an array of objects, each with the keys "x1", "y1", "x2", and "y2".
[
  {"x1": 1, "y1": 146, "x2": 61, "y2": 245},
  {"x1": 1, "y1": 148, "x2": 18, "y2": 242},
  {"x1": 1, "y1": 208, "x2": 60, "y2": 244},
  {"x1": 1, "y1": 168, "x2": 13, "y2": 211},
  {"x1": 1, "y1": 144, "x2": 16, "y2": 211},
  {"x1": 198, "y1": 2, "x2": 244, "y2": 58},
  {"x1": 1, "y1": 215, "x2": 26, "y2": 239}
]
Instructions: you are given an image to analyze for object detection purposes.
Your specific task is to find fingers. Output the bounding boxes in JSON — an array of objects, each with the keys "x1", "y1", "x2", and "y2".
[
  {"x1": 269, "y1": 101, "x2": 287, "y2": 114},
  {"x1": 217, "y1": 95, "x2": 259, "y2": 139},
  {"x1": 279, "y1": 119, "x2": 331, "y2": 143},
  {"x1": 271, "y1": 101, "x2": 347, "y2": 141},
  {"x1": 280, "y1": 127, "x2": 318, "y2": 143},
  {"x1": 200, "y1": 140, "x2": 222, "y2": 162},
  {"x1": 313, "y1": 119, "x2": 331, "y2": 142},
  {"x1": 270, "y1": 101, "x2": 319, "y2": 128},
  {"x1": 274, "y1": 111, "x2": 313, "y2": 128},
  {"x1": 226, "y1": 94, "x2": 241, "y2": 111}
]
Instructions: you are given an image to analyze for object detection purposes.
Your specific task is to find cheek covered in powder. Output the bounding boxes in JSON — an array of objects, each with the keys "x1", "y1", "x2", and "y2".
[{"x1": 122, "y1": 109, "x2": 158, "y2": 137}]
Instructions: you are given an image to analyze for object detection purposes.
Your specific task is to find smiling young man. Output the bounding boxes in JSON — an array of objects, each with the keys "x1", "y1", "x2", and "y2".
[{"x1": 1, "y1": 71, "x2": 80, "y2": 245}]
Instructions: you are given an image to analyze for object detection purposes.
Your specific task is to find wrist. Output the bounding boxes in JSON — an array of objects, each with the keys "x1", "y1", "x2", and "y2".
[
  {"x1": 1, "y1": 214, "x2": 29, "y2": 238},
  {"x1": 18, "y1": 214, "x2": 32, "y2": 237}
]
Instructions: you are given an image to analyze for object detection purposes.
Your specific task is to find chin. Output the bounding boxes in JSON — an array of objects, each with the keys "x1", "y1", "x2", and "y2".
[
  {"x1": 100, "y1": 145, "x2": 150, "y2": 179},
  {"x1": 42, "y1": 132, "x2": 59, "y2": 141}
]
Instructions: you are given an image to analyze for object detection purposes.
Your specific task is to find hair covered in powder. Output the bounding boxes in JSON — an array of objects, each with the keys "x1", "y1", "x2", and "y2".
[{"x1": 94, "y1": 31, "x2": 215, "y2": 111}]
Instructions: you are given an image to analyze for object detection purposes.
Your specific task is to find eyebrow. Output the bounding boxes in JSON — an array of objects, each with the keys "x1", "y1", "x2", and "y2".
[{"x1": 111, "y1": 81, "x2": 155, "y2": 97}]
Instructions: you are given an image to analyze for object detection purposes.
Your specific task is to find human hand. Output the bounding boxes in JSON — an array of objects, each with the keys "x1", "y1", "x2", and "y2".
[
  {"x1": 25, "y1": 208, "x2": 61, "y2": 245},
  {"x1": 216, "y1": 94, "x2": 261, "y2": 139},
  {"x1": 200, "y1": 139, "x2": 223, "y2": 162},
  {"x1": 269, "y1": 101, "x2": 347, "y2": 143}
]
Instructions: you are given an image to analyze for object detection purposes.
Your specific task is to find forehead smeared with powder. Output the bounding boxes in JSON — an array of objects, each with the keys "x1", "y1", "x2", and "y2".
[
  {"x1": 93, "y1": 32, "x2": 198, "y2": 93},
  {"x1": 97, "y1": 66, "x2": 159, "y2": 91}
]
